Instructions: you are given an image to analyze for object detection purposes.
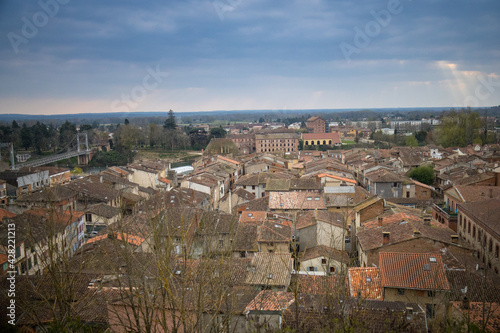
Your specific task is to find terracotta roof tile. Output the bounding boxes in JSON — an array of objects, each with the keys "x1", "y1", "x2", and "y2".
[
  {"x1": 245, "y1": 252, "x2": 294, "y2": 287},
  {"x1": 245, "y1": 290, "x2": 295, "y2": 312},
  {"x1": 269, "y1": 192, "x2": 326, "y2": 210},
  {"x1": 348, "y1": 267, "x2": 383, "y2": 300},
  {"x1": 380, "y1": 252, "x2": 450, "y2": 290}
]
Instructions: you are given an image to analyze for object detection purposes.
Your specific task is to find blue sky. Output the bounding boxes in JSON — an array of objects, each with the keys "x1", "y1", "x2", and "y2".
[{"x1": 0, "y1": 0, "x2": 499, "y2": 115}]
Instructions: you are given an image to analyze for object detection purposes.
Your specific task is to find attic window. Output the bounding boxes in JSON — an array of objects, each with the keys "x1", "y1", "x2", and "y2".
[
  {"x1": 366, "y1": 277, "x2": 372, "y2": 283},
  {"x1": 267, "y1": 273, "x2": 273, "y2": 279},
  {"x1": 248, "y1": 213, "x2": 253, "y2": 217},
  {"x1": 307, "y1": 197, "x2": 312, "y2": 201},
  {"x1": 424, "y1": 264, "x2": 431, "y2": 271},
  {"x1": 314, "y1": 197, "x2": 320, "y2": 201},
  {"x1": 429, "y1": 257, "x2": 437, "y2": 263}
]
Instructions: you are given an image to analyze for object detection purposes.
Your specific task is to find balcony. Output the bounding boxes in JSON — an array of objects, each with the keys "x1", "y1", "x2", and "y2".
[
  {"x1": 433, "y1": 204, "x2": 458, "y2": 218},
  {"x1": 433, "y1": 204, "x2": 458, "y2": 231}
]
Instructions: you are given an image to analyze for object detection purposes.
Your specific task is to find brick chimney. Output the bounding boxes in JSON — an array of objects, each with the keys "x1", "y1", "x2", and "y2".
[
  {"x1": 383, "y1": 232, "x2": 390, "y2": 245},
  {"x1": 423, "y1": 216, "x2": 431, "y2": 226},
  {"x1": 378, "y1": 217, "x2": 383, "y2": 227}
]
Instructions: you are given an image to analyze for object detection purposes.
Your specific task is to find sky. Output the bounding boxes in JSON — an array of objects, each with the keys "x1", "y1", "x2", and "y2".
[{"x1": 0, "y1": 0, "x2": 499, "y2": 115}]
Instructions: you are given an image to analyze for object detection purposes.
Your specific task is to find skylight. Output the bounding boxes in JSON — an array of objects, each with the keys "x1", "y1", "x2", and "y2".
[{"x1": 429, "y1": 257, "x2": 437, "y2": 262}]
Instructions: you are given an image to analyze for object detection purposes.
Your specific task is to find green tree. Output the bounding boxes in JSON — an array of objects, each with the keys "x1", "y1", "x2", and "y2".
[
  {"x1": 436, "y1": 109, "x2": 482, "y2": 147},
  {"x1": 408, "y1": 165, "x2": 434, "y2": 185},
  {"x1": 405, "y1": 135, "x2": 418, "y2": 147},
  {"x1": 20, "y1": 123, "x2": 32, "y2": 150},
  {"x1": 414, "y1": 130, "x2": 427, "y2": 144},
  {"x1": 210, "y1": 126, "x2": 226, "y2": 139},
  {"x1": 59, "y1": 121, "x2": 77, "y2": 147},
  {"x1": 164, "y1": 110, "x2": 176, "y2": 130}
]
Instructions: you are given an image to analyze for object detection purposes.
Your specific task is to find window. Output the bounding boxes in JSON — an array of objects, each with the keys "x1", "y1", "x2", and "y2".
[
  {"x1": 426, "y1": 304, "x2": 436, "y2": 319},
  {"x1": 28, "y1": 258, "x2": 32, "y2": 270},
  {"x1": 321, "y1": 258, "x2": 327, "y2": 265},
  {"x1": 33, "y1": 255, "x2": 37, "y2": 266},
  {"x1": 252, "y1": 185, "x2": 255, "y2": 190},
  {"x1": 496, "y1": 245, "x2": 499, "y2": 259},
  {"x1": 422, "y1": 191, "x2": 427, "y2": 197},
  {"x1": 330, "y1": 267, "x2": 335, "y2": 273},
  {"x1": 85, "y1": 213, "x2": 92, "y2": 223},
  {"x1": 393, "y1": 182, "x2": 398, "y2": 187},
  {"x1": 307, "y1": 266, "x2": 317, "y2": 272},
  {"x1": 427, "y1": 291, "x2": 436, "y2": 298},
  {"x1": 15, "y1": 246, "x2": 20, "y2": 258},
  {"x1": 398, "y1": 288, "x2": 405, "y2": 295}
]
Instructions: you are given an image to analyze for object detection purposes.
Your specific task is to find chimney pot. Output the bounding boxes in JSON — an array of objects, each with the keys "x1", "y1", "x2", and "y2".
[{"x1": 383, "y1": 232, "x2": 390, "y2": 245}]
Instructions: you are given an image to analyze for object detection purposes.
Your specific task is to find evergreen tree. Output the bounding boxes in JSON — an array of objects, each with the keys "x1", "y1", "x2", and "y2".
[{"x1": 164, "y1": 110, "x2": 176, "y2": 130}]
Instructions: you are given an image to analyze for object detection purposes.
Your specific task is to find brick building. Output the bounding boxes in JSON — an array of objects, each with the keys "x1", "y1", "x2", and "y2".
[
  {"x1": 306, "y1": 116, "x2": 326, "y2": 133},
  {"x1": 255, "y1": 132, "x2": 299, "y2": 154}
]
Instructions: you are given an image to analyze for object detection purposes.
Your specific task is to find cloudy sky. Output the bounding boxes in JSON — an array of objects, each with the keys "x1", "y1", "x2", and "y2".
[{"x1": 0, "y1": 0, "x2": 499, "y2": 115}]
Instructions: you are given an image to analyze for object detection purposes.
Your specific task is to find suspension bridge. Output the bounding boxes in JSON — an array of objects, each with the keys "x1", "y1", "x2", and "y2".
[{"x1": 1, "y1": 133, "x2": 93, "y2": 170}]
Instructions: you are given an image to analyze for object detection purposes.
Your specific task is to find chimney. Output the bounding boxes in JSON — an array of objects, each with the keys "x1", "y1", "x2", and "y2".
[
  {"x1": 490, "y1": 188, "x2": 493, "y2": 199},
  {"x1": 423, "y1": 216, "x2": 431, "y2": 226},
  {"x1": 383, "y1": 232, "x2": 390, "y2": 245},
  {"x1": 100, "y1": 176, "x2": 103, "y2": 183},
  {"x1": 378, "y1": 217, "x2": 383, "y2": 227}
]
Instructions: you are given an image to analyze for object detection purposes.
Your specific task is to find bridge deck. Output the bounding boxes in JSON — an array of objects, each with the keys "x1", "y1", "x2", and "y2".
[{"x1": 13, "y1": 150, "x2": 91, "y2": 169}]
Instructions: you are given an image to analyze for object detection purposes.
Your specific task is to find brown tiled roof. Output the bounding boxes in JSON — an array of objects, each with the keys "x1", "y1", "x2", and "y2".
[
  {"x1": 233, "y1": 223, "x2": 259, "y2": 252},
  {"x1": 65, "y1": 177, "x2": 120, "y2": 202},
  {"x1": 239, "y1": 211, "x2": 267, "y2": 223},
  {"x1": 16, "y1": 186, "x2": 77, "y2": 203},
  {"x1": 165, "y1": 187, "x2": 211, "y2": 208},
  {"x1": 458, "y1": 198, "x2": 500, "y2": 237},
  {"x1": 454, "y1": 172, "x2": 496, "y2": 186},
  {"x1": 85, "y1": 203, "x2": 120, "y2": 219},
  {"x1": 235, "y1": 196, "x2": 269, "y2": 211},
  {"x1": 301, "y1": 245, "x2": 349, "y2": 263},
  {"x1": 348, "y1": 267, "x2": 383, "y2": 300},
  {"x1": 233, "y1": 188, "x2": 256, "y2": 201},
  {"x1": 454, "y1": 185, "x2": 500, "y2": 202},
  {"x1": 292, "y1": 275, "x2": 340, "y2": 295},
  {"x1": 380, "y1": 252, "x2": 450, "y2": 290},
  {"x1": 357, "y1": 212, "x2": 465, "y2": 251},
  {"x1": 269, "y1": 192, "x2": 326, "y2": 210},
  {"x1": 446, "y1": 269, "x2": 500, "y2": 302},
  {"x1": 245, "y1": 290, "x2": 295, "y2": 312},
  {"x1": 452, "y1": 302, "x2": 500, "y2": 332},
  {"x1": 258, "y1": 221, "x2": 292, "y2": 243},
  {"x1": 245, "y1": 252, "x2": 294, "y2": 287},
  {"x1": 0, "y1": 208, "x2": 16, "y2": 221},
  {"x1": 365, "y1": 169, "x2": 407, "y2": 183},
  {"x1": 302, "y1": 133, "x2": 341, "y2": 144}
]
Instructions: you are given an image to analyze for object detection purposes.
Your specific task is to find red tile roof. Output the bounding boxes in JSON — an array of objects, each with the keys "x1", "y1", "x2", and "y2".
[
  {"x1": 317, "y1": 173, "x2": 356, "y2": 184},
  {"x1": 239, "y1": 211, "x2": 267, "y2": 223},
  {"x1": 0, "y1": 208, "x2": 16, "y2": 221},
  {"x1": 379, "y1": 252, "x2": 450, "y2": 291},
  {"x1": 86, "y1": 232, "x2": 145, "y2": 246},
  {"x1": 245, "y1": 290, "x2": 295, "y2": 312},
  {"x1": 348, "y1": 267, "x2": 383, "y2": 300}
]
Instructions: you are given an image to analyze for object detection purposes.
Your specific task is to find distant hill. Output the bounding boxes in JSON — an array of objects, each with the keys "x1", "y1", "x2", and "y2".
[{"x1": 0, "y1": 106, "x2": 494, "y2": 124}]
